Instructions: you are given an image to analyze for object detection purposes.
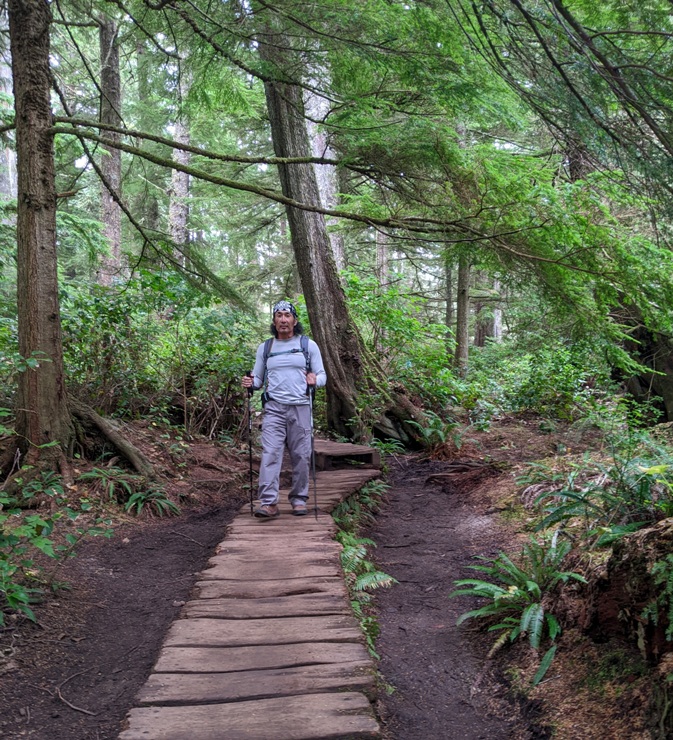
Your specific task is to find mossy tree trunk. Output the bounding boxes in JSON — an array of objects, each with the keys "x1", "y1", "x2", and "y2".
[{"x1": 9, "y1": 0, "x2": 74, "y2": 475}]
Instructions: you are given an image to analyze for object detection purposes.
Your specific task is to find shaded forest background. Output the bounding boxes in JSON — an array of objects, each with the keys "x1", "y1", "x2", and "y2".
[{"x1": 3, "y1": 0, "x2": 673, "y2": 735}]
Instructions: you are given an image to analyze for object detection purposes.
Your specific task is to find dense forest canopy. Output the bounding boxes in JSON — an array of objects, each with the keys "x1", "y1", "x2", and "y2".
[{"x1": 0, "y1": 0, "x2": 672, "y2": 472}]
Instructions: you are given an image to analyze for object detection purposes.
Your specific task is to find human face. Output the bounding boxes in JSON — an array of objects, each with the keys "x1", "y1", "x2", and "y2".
[{"x1": 274, "y1": 309, "x2": 297, "y2": 339}]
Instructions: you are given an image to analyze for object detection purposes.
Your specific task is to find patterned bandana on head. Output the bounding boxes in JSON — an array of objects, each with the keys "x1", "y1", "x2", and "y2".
[{"x1": 273, "y1": 300, "x2": 298, "y2": 318}]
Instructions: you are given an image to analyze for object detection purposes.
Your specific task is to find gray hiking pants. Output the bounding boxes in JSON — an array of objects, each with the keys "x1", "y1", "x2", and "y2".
[{"x1": 258, "y1": 399, "x2": 312, "y2": 506}]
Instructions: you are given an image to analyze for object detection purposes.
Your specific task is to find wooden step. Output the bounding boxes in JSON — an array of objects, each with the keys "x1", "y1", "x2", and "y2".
[
  {"x1": 313, "y1": 440, "x2": 381, "y2": 471},
  {"x1": 119, "y1": 692, "x2": 380, "y2": 739}
]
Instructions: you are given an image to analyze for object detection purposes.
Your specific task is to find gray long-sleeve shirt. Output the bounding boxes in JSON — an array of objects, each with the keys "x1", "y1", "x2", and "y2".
[{"x1": 251, "y1": 334, "x2": 327, "y2": 406}]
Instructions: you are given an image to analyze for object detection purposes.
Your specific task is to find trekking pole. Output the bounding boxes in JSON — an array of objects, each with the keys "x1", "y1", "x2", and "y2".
[
  {"x1": 246, "y1": 371, "x2": 254, "y2": 517},
  {"x1": 308, "y1": 385, "x2": 318, "y2": 521}
]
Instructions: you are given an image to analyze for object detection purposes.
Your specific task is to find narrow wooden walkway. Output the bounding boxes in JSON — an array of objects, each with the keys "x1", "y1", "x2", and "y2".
[{"x1": 119, "y1": 441, "x2": 383, "y2": 740}]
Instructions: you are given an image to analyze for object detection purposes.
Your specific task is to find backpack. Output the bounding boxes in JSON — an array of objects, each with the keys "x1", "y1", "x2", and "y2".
[{"x1": 260, "y1": 334, "x2": 311, "y2": 405}]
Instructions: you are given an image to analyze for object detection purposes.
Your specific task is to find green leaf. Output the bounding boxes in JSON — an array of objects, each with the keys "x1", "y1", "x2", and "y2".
[{"x1": 532, "y1": 646, "x2": 558, "y2": 687}]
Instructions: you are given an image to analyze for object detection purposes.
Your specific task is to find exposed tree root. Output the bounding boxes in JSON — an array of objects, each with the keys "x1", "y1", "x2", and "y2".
[{"x1": 69, "y1": 399, "x2": 156, "y2": 479}]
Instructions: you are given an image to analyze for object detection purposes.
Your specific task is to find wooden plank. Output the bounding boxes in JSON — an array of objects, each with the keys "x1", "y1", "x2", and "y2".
[
  {"x1": 164, "y1": 616, "x2": 362, "y2": 648},
  {"x1": 119, "y1": 692, "x2": 380, "y2": 740},
  {"x1": 227, "y1": 512, "x2": 337, "y2": 537},
  {"x1": 154, "y1": 642, "x2": 372, "y2": 674},
  {"x1": 182, "y1": 593, "x2": 350, "y2": 619},
  {"x1": 137, "y1": 661, "x2": 375, "y2": 705},
  {"x1": 193, "y1": 577, "x2": 346, "y2": 600},
  {"x1": 201, "y1": 559, "x2": 341, "y2": 581},
  {"x1": 209, "y1": 542, "x2": 342, "y2": 559},
  {"x1": 220, "y1": 529, "x2": 336, "y2": 542}
]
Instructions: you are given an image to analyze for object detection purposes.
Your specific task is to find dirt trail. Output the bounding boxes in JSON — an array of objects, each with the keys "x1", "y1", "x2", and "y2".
[
  {"x1": 370, "y1": 457, "x2": 545, "y2": 740},
  {"x1": 0, "y1": 420, "x2": 566, "y2": 739}
]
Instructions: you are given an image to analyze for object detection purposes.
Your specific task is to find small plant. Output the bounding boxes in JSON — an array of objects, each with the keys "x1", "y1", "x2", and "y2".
[
  {"x1": 407, "y1": 410, "x2": 462, "y2": 456},
  {"x1": 337, "y1": 530, "x2": 397, "y2": 658},
  {"x1": 77, "y1": 467, "x2": 143, "y2": 504},
  {"x1": 0, "y1": 472, "x2": 113, "y2": 625},
  {"x1": 451, "y1": 531, "x2": 586, "y2": 685},
  {"x1": 641, "y1": 554, "x2": 673, "y2": 642},
  {"x1": 125, "y1": 487, "x2": 180, "y2": 517},
  {"x1": 333, "y1": 480, "x2": 389, "y2": 530},
  {"x1": 333, "y1": 481, "x2": 395, "y2": 657}
]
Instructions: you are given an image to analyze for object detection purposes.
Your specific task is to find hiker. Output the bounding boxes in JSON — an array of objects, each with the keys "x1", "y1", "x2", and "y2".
[{"x1": 241, "y1": 300, "x2": 327, "y2": 518}]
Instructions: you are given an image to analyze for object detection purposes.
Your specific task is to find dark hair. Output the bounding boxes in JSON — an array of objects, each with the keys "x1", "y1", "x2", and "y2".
[{"x1": 270, "y1": 322, "x2": 304, "y2": 338}]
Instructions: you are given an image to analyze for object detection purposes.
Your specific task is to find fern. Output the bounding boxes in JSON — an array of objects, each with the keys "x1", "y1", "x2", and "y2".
[{"x1": 641, "y1": 554, "x2": 673, "y2": 641}]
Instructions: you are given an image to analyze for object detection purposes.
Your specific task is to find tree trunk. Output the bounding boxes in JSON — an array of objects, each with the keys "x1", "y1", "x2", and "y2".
[
  {"x1": 9, "y1": 0, "x2": 74, "y2": 474},
  {"x1": 70, "y1": 399, "x2": 156, "y2": 479},
  {"x1": 0, "y1": 14, "x2": 16, "y2": 201},
  {"x1": 134, "y1": 41, "x2": 160, "y2": 231},
  {"x1": 444, "y1": 257, "x2": 454, "y2": 356},
  {"x1": 492, "y1": 279, "x2": 502, "y2": 342},
  {"x1": 453, "y1": 254, "x2": 470, "y2": 376},
  {"x1": 168, "y1": 65, "x2": 191, "y2": 254},
  {"x1": 98, "y1": 15, "x2": 122, "y2": 285},
  {"x1": 258, "y1": 30, "x2": 363, "y2": 435},
  {"x1": 304, "y1": 82, "x2": 345, "y2": 271}
]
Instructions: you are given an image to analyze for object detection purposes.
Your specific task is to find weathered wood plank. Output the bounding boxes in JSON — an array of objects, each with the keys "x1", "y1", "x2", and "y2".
[
  {"x1": 193, "y1": 577, "x2": 346, "y2": 600},
  {"x1": 164, "y1": 616, "x2": 362, "y2": 648},
  {"x1": 209, "y1": 542, "x2": 342, "y2": 560},
  {"x1": 182, "y1": 593, "x2": 350, "y2": 619},
  {"x1": 119, "y1": 692, "x2": 380, "y2": 740},
  {"x1": 137, "y1": 661, "x2": 375, "y2": 705},
  {"x1": 154, "y1": 642, "x2": 372, "y2": 674},
  {"x1": 201, "y1": 559, "x2": 341, "y2": 581}
]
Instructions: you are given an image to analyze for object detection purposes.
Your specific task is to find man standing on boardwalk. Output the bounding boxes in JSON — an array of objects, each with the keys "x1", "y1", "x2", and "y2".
[{"x1": 242, "y1": 301, "x2": 327, "y2": 518}]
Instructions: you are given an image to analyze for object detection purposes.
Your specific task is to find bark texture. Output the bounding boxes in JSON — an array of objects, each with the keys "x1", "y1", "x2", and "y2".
[
  {"x1": 98, "y1": 15, "x2": 122, "y2": 284},
  {"x1": 304, "y1": 83, "x2": 345, "y2": 271},
  {"x1": 9, "y1": 0, "x2": 73, "y2": 468},
  {"x1": 453, "y1": 254, "x2": 470, "y2": 376},
  {"x1": 168, "y1": 65, "x2": 191, "y2": 252}
]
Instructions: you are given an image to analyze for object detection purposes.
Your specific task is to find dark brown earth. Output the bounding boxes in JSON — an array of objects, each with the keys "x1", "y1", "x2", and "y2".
[
  {"x1": 369, "y1": 455, "x2": 546, "y2": 740},
  {"x1": 0, "y1": 417, "x2": 652, "y2": 739}
]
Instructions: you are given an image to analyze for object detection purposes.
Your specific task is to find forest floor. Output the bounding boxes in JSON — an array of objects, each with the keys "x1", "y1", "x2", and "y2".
[{"x1": 0, "y1": 415, "x2": 656, "y2": 739}]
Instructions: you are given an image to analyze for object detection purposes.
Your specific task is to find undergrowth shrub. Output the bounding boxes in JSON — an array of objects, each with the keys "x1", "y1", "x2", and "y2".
[
  {"x1": 60, "y1": 272, "x2": 262, "y2": 437},
  {"x1": 333, "y1": 480, "x2": 396, "y2": 657},
  {"x1": 519, "y1": 414, "x2": 673, "y2": 547},
  {"x1": 467, "y1": 338, "x2": 615, "y2": 421},
  {"x1": 343, "y1": 272, "x2": 460, "y2": 410},
  {"x1": 451, "y1": 530, "x2": 586, "y2": 685},
  {"x1": 0, "y1": 471, "x2": 113, "y2": 625}
]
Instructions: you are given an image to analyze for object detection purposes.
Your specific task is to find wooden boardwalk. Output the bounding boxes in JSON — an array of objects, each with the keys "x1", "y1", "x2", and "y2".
[{"x1": 119, "y1": 441, "x2": 383, "y2": 740}]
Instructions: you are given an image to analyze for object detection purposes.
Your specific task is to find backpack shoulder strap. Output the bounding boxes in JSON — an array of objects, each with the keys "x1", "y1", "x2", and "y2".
[
  {"x1": 300, "y1": 334, "x2": 311, "y2": 372},
  {"x1": 262, "y1": 338, "x2": 274, "y2": 387}
]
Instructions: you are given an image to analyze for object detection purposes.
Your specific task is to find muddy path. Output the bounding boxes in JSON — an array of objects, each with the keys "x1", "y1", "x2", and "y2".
[{"x1": 369, "y1": 457, "x2": 547, "y2": 740}]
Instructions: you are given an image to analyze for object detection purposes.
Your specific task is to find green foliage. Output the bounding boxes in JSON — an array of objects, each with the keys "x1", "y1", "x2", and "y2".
[
  {"x1": 524, "y1": 424, "x2": 673, "y2": 547},
  {"x1": 333, "y1": 480, "x2": 395, "y2": 657},
  {"x1": 59, "y1": 274, "x2": 261, "y2": 436},
  {"x1": 77, "y1": 467, "x2": 142, "y2": 504},
  {"x1": 343, "y1": 272, "x2": 459, "y2": 409},
  {"x1": 641, "y1": 554, "x2": 673, "y2": 642},
  {"x1": 406, "y1": 410, "x2": 463, "y2": 455},
  {"x1": 467, "y1": 336, "x2": 615, "y2": 421},
  {"x1": 125, "y1": 488, "x2": 180, "y2": 517},
  {"x1": 451, "y1": 531, "x2": 585, "y2": 684},
  {"x1": 0, "y1": 472, "x2": 113, "y2": 626}
]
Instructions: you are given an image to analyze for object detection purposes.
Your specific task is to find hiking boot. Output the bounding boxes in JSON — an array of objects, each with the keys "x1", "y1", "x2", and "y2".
[
  {"x1": 254, "y1": 503, "x2": 280, "y2": 519},
  {"x1": 291, "y1": 501, "x2": 308, "y2": 516}
]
